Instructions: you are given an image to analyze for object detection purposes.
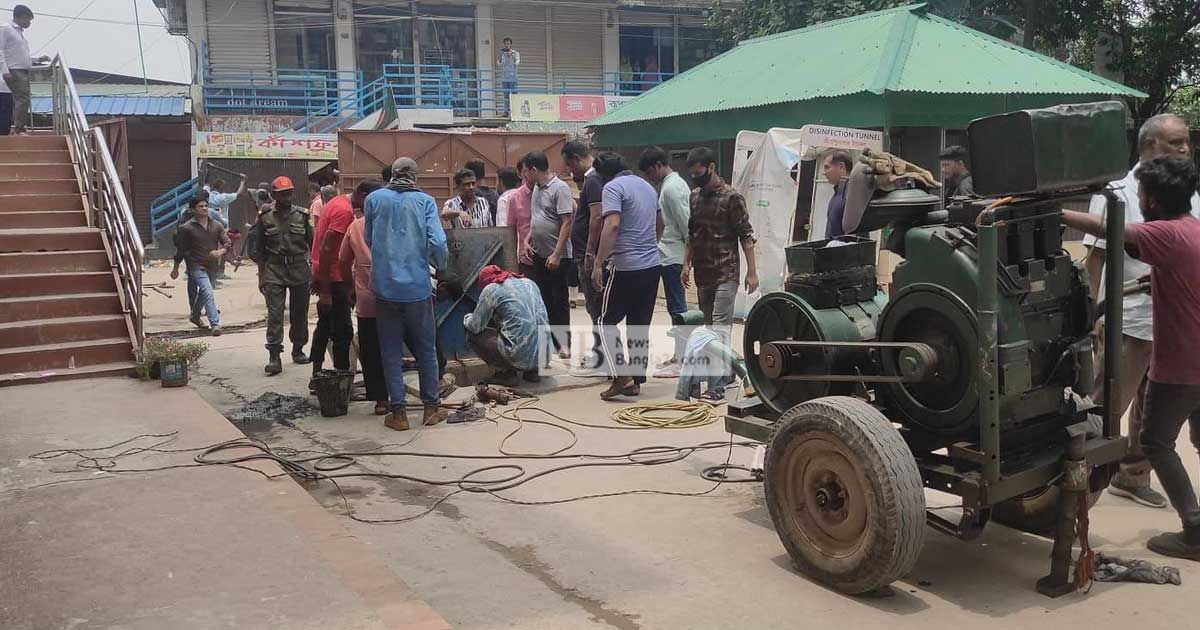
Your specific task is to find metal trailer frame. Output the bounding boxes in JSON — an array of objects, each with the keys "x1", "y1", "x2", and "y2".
[{"x1": 724, "y1": 191, "x2": 1129, "y2": 596}]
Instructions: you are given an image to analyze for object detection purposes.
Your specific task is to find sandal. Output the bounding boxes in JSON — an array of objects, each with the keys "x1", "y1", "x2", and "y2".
[{"x1": 600, "y1": 377, "x2": 640, "y2": 401}]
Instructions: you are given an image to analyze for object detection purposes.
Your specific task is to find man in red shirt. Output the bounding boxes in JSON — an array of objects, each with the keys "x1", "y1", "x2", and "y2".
[
  {"x1": 309, "y1": 190, "x2": 356, "y2": 376},
  {"x1": 1063, "y1": 156, "x2": 1200, "y2": 561}
]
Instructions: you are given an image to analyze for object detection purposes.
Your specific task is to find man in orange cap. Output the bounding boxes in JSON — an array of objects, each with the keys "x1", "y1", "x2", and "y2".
[{"x1": 250, "y1": 176, "x2": 314, "y2": 374}]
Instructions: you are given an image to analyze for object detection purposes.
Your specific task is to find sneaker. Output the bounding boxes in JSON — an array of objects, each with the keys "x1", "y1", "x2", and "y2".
[
  {"x1": 654, "y1": 363, "x2": 682, "y2": 379},
  {"x1": 384, "y1": 409, "x2": 410, "y2": 431},
  {"x1": 188, "y1": 314, "x2": 209, "y2": 330},
  {"x1": 700, "y1": 389, "x2": 726, "y2": 404},
  {"x1": 1108, "y1": 480, "x2": 1168, "y2": 508},
  {"x1": 1147, "y1": 532, "x2": 1200, "y2": 561},
  {"x1": 210, "y1": 326, "x2": 222, "y2": 337},
  {"x1": 568, "y1": 365, "x2": 608, "y2": 378}
]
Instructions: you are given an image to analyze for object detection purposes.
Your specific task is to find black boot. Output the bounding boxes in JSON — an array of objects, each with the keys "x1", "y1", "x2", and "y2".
[
  {"x1": 264, "y1": 352, "x2": 283, "y2": 376},
  {"x1": 292, "y1": 345, "x2": 311, "y2": 365}
]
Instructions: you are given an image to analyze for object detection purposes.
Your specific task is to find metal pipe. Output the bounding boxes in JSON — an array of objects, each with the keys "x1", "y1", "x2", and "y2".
[
  {"x1": 1101, "y1": 190, "x2": 1125, "y2": 440},
  {"x1": 977, "y1": 222, "x2": 1001, "y2": 483}
]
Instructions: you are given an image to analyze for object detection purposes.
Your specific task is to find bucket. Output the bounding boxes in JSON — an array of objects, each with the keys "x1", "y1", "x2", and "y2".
[
  {"x1": 312, "y1": 369, "x2": 355, "y2": 417},
  {"x1": 160, "y1": 360, "x2": 189, "y2": 388}
]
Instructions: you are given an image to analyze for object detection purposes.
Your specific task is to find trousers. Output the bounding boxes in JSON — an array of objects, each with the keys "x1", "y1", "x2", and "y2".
[
  {"x1": 697, "y1": 280, "x2": 738, "y2": 395},
  {"x1": 1093, "y1": 327, "x2": 1154, "y2": 487},
  {"x1": 309, "y1": 282, "x2": 354, "y2": 372},
  {"x1": 528, "y1": 254, "x2": 571, "y2": 351},
  {"x1": 4, "y1": 69, "x2": 29, "y2": 133},
  {"x1": 261, "y1": 283, "x2": 310, "y2": 353},
  {"x1": 1141, "y1": 381, "x2": 1200, "y2": 529},
  {"x1": 376, "y1": 298, "x2": 439, "y2": 408},
  {"x1": 356, "y1": 316, "x2": 387, "y2": 403},
  {"x1": 599, "y1": 266, "x2": 660, "y2": 385}
]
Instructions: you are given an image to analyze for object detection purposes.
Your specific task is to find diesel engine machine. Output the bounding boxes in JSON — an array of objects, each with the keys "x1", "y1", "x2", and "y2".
[{"x1": 726, "y1": 102, "x2": 1132, "y2": 596}]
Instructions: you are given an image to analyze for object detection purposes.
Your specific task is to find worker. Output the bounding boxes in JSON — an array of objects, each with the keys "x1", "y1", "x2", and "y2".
[
  {"x1": 204, "y1": 174, "x2": 246, "y2": 227},
  {"x1": 1062, "y1": 156, "x2": 1200, "y2": 562},
  {"x1": 250, "y1": 176, "x2": 313, "y2": 375},
  {"x1": 171, "y1": 195, "x2": 229, "y2": 336},
  {"x1": 338, "y1": 179, "x2": 389, "y2": 415},
  {"x1": 938, "y1": 145, "x2": 975, "y2": 201},
  {"x1": 464, "y1": 265, "x2": 548, "y2": 385},
  {"x1": 821, "y1": 151, "x2": 852, "y2": 239},
  {"x1": 1083, "y1": 113, "x2": 1200, "y2": 510},
  {"x1": 364, "y1": 157, "x2": 449, "y2": 431},
  {"x1": 308, "y1": 182, "x2": 356, "y2": 378}
]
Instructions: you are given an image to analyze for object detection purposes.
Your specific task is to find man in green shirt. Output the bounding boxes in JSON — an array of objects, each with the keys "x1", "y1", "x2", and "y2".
[{"x1": 640, "y1": 146, "x2": 691, "y2": 377}]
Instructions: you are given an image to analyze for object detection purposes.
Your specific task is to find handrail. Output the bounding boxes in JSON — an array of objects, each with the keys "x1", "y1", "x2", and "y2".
[{"x1": 51, "y1": 54, "x2": 144, "y2": 349}]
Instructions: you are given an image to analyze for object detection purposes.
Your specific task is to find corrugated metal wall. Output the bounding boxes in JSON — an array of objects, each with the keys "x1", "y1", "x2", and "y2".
[
  {"x1": 550, "y1": 5, "x2": 605, "y2": 92},
  {"x1": 127, "y1": 120, "x2": 192, "y2": 244},
  {"x1": 494, "y1": 4, "x2": 549, "y2": 86},
  {"x1": 205, "y1": 0, "x2": 274, "y2": 80},
  {"x1": 206, "y1": 159, "x2": 314, "y2": 229}
]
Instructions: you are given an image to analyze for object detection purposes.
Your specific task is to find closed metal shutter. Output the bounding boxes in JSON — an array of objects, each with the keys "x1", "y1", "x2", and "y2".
[
  {"x1": 205, "y1": 0, "x2": 273, "y2": 80},
  {"x1": 494, "y1": 4, "x2": 549, "y2": 89},
  {"x1": 127, "y1": 121, "x2": 192, "y2": 244},
  {"x1": 619, "y1": 9, "x2": 673, "y2": 29},
  {"x1": 550, "y1": 6, "x2": 604, "y2": 92},
  {"x1": 274, "y1": 0, "x2": 330, "y2": 9}
]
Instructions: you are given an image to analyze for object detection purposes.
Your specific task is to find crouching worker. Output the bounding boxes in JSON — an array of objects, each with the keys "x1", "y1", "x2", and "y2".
[
  {"x1": 1062, "y1": 156, "x2": 1200, "y2": 561},
  {"x1": 464, "y1": 265, "x2": 548, "y2": 385}
]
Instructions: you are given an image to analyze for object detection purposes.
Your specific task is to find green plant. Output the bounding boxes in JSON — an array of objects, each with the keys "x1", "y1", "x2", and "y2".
[{"x1": 136, "y1": 337, "x2": 209, "y2": 378}]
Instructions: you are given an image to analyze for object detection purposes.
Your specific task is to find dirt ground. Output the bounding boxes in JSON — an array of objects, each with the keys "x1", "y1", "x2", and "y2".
[{"x1": 151, "y1": 260, "x2": 1198, "y2": 630}]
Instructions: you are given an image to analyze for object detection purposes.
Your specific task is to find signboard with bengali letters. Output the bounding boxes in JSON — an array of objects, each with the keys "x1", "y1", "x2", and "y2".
[
  {"x1": 196, "y1": 132, "x2": 339, "y2": 160},
  {"x1": 509, "y1": 94, "x2": 634, "y2": 122}
]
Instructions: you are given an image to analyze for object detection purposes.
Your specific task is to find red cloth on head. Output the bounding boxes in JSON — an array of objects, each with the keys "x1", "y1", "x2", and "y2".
[{"x1": 478, "y1": 264, "x2": 520, "y2": 289}]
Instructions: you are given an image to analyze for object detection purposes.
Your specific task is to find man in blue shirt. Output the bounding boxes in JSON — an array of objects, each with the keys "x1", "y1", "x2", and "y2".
[
  {"x1": 822, "y1": 151, "x2": 852, "y2": 239},
  {"x1": 591, "y1": 152, "x2": 664, "y2": 400},
  {"x1": 364, "y1": 157, "x2": 449, "y2": 431}
]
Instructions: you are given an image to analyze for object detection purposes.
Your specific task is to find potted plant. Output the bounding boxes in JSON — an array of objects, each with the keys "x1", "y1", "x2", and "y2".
[{"x1": 136, "y1": 337, "x2": 208, "y2": 387}]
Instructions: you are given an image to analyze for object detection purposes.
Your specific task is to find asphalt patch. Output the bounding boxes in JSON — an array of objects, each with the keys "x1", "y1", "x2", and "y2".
[{"x1": 225, "y1": 392, "x2": 317, "y2": 430}]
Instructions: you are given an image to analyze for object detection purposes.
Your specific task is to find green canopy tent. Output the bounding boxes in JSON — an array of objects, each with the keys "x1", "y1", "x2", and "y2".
[{"x1": 589, "y1": 4, "x2": 1146, "y2": 147}]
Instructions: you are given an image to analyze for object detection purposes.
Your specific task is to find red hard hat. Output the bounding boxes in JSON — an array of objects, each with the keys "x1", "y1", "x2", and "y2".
[{"x1": 271, "y1": 176, "x2": 295, "y2": 192}]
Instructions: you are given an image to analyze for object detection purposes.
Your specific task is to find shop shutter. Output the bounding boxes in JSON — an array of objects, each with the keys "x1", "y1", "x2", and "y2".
[
  {"x1": 274, "y1": 0, "x2": 331, "y2": 9},
  {"x1": 619, "y1": 9, "x2": 673, "y2": 29},
  {"x1": 549, "y1": 6, "x2": 605, "y2": 93},
  {"x1": 494, "y1": 4, "x2": 549, "y2": 90},
  {"x1": 205, "y1": 0, "x2": 273, "y2": 80}
]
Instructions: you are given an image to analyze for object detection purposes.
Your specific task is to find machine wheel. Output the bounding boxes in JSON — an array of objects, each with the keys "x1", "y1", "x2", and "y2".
[
  {"x1": 990, "y1": 467, "x2": 1110, "y2": 536},
  {"x1": 765, "y1": 396, "x2": 926, "y2": 594}
]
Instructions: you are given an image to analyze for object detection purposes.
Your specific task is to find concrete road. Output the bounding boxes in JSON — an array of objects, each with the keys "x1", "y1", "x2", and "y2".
[{"x1": 184, "y1": 319, "x2": 1199, "y2": 630}]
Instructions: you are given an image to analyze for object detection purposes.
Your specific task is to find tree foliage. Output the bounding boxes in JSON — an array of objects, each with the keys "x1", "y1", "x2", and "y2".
[{"x1": 707, "y1": 1, "x2": 1200, "y2": 123}]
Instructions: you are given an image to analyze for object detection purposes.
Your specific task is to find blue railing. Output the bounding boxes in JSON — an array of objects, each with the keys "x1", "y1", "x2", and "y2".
[
  {"x1": 203, "y1": 65, "x2": 674, "y2": 119},
  {"x1": 149, "y1": 176, "x2": 199, "y2": 237},
  {"x1": 288, "y1": 74, "x2": 394, "y2": 133}
]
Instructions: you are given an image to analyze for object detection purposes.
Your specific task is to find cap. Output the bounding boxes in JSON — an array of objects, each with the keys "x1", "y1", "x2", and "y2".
[
  {"x1": 391, "y1": 157, "x2": 418, "y2": 178},
  {"x1": 271, "y1": 176, "x2": 295, "y2": 192},
  {"x1": 938, "y1": 145, "x2": 968, "y2": 161}
]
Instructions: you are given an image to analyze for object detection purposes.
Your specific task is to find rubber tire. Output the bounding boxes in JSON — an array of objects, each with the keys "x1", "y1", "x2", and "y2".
[{"x1": 765, "y1": 396, "x2": 927, "y2": 594}]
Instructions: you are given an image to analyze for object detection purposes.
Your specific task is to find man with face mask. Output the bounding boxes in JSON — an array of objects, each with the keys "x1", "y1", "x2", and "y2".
[
  {"x1": 251, "y1": 176, "x2": 314, "y2": 375},
  {"x1": 680, "y1": 147, "x2": 757, "y2": 403}
]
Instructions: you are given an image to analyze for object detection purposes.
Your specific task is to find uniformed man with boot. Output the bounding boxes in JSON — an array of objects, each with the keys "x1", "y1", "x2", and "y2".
[{"x1": 251, "y1": 176, "x2": 314, "y2": 375}]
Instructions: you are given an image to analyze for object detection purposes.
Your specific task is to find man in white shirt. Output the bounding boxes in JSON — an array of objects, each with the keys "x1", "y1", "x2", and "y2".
[
  {"x1": 0, "y1": 6, "x2": 48, "y2": 135},
  {"x1": 1084, "y1": 113, "x2": 1200, "y2": 509}
]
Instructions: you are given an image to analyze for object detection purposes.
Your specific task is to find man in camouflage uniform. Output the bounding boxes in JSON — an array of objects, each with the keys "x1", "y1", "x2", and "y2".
[{"x1": 251, "y1": 176, "x2": 314, "y2": 375}]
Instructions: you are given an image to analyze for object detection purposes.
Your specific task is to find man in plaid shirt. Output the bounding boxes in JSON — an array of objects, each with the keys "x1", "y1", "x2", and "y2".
[{"x1": 681, "y1": 147, "x2": 758, "y2": 402}]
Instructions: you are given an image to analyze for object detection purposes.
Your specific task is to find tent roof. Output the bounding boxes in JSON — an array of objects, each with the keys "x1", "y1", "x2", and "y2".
[{"x1": 590, "y1": 4, "x2": 1144, "y2": 138}]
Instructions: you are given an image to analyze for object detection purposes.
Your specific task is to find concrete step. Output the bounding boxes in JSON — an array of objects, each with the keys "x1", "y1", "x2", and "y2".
[
  {"x1": 0, "y1": 359, "x2": 137, "y2": 386},
  {"x1": 0, "y1": 250, "x2": 110, "y2": 273},
  {"x1": 0, "y1": 163, "x2": 77, "y2": 180},
  {"x1": 0, "y1": 271, "x2": 116, "y2": 297},
  {"x1": 0, "y1": 189, "x2": 83, "y2": 211},
  {"x1": 0, "y1": 150, "x2": 72, "y2": 165},
  {"x1": 1, "y1": 210, "x2": 88, "y2": 229},
  {"x1": 0, "y1": 292, "x2": 123, "y2": 324},
  {"x1": 0, "y1": 314, "x2": 129, "y2": 349},
  {"x1": 0, "y1": 227, "x2": 103, "y2": 253},
  {"x1": 0, "y1": 135, "x2": 68, "y2": 151},
  {"x1": 0, "y1": 337, "x2": 133, "y2": 375}
]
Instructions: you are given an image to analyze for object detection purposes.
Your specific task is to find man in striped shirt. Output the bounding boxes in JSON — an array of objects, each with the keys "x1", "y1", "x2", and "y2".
[{"x1": 441, "y1": 168, "x2": 493, "y2": 229}]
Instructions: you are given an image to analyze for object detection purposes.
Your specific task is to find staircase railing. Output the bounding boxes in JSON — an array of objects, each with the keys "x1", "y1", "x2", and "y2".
[
  {"x1": 150, "y1": 176, "x2": 199, "y2": 238},
  {"x1": 51, "y1": 54, "x2": 143, "y2": 349}
]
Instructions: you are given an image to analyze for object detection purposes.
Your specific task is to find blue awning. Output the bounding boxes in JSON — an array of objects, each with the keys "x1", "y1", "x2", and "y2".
[{"x1": 31, "y1": 95, "x2": 187, "y2": 117}]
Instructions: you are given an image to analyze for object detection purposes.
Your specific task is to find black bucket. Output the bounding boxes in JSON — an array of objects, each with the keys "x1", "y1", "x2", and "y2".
[{"x1": 312, "y1": 369, "x2": 355, "y2": 417}]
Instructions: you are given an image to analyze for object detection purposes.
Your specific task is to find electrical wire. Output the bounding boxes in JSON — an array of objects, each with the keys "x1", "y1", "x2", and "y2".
[
  {"x1": 611, "y1": 400, "x2": 721, "y2": 429},
  {"x1": 32, "y1": 0, "x2": 100, "y2": 55}
]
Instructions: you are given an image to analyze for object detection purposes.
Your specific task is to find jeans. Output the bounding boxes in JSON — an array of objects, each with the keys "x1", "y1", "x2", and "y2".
[
  {"x1": 528, "y1": 254, "x2": 571, "y2": 352},
  {"x1": 697, "y1": 281, "x2": 738, "y2": 394},
  {"x1": 357, "y1": 316, "x2": 387, "y2": 403},
  {"x1": 376, "y1": 297, "x2": 440, "y2": 408},
  {"x1": 1140, "y1": 380, "x2": 1200, "y2": 529},
  {"x1": 660, "y1": 263, "x2": 687, "y2": 317},
  {"x1": 1093, "y1": 328, "x2": 1154, "y2": 487},
  {"x1": 310, "y1": 282, "x2": 354, "y2": 372},
  {"x1": 186, "y1": 267, "x2": 220, "y2": 327},
  {"x1": 599, "y1": 266, "x2": 660, "y2": 385},
  {"x1": 262, "y1": 283, "x2": 310, "y2": 354}
]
